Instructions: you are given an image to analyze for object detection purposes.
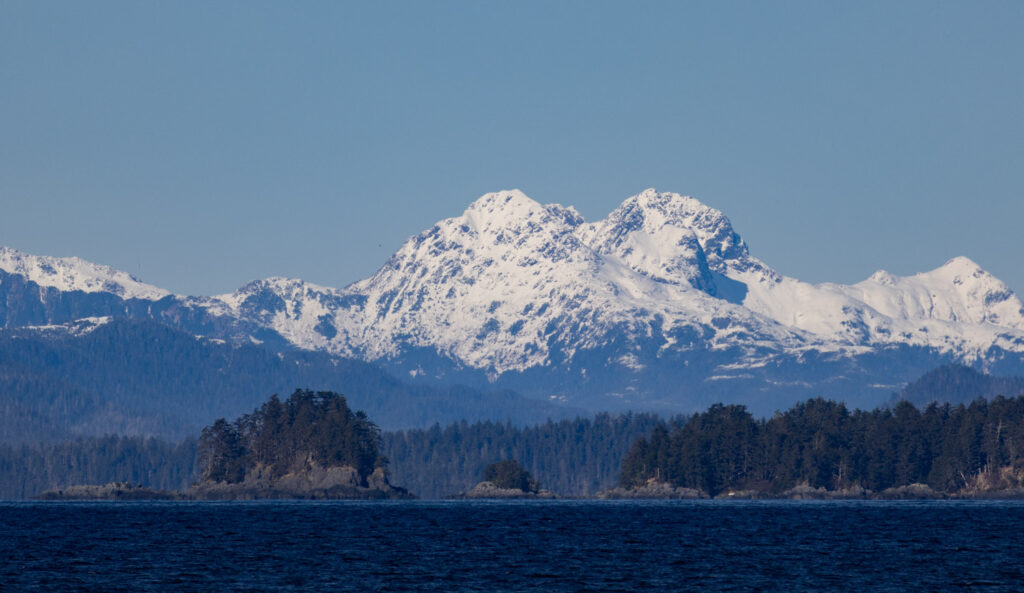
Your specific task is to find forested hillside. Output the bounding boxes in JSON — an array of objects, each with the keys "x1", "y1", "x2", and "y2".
[
  {"x1": 894, "y1": 364, "x2": 1024, "y2": 407},
  {"x1": 0, "y1": 319, "x2": 578, "y2": 442},
  {"x1": 384, "y1": 413, "x2": 676, "y2": 498},
  {"x1": 0, "y1": 436, "x2": 196, "y2": 500},
  {"x1": 0, "y1": 412, "x2": 671, "y2": 499},
  {"x1": 620, "y1": 397, "x2": 1024, "y2": 496},
  {"x1": 6, "y1": 384, "x2": 1024, "y2": 499}
]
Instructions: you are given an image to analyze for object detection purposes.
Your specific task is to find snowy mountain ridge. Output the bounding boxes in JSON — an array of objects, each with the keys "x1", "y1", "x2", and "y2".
[
  {"x1": 189, "y1": 188, "x2": 1021, "y2": 373},
  {"x1": 2, "y1": 189, "x2": 1022, "y2": 411},
  {"x1": 318, "y1": 190, "x2": 810, "y2": 375},
  {"x1": 0, "y1": 246, "x2": 170, "y2": 301}
]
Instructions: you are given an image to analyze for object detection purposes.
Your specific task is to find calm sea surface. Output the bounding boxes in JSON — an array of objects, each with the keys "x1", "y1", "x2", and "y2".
[{"x1": 2, "y1": 500, "x2": 1023, "y2": 592}]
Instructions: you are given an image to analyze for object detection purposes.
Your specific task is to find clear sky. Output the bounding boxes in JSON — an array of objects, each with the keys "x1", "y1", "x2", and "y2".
[{"x1": 2, "y1": 1, "x2": 1021, "y2": 296}]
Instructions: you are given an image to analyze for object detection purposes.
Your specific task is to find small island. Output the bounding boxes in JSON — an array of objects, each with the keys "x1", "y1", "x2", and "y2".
[
  {"x1": 453, "y1": 459, "x2": 556, "y2": 499},
  {"x1": 36, "y1": 482, "x2": 180, "y2": 501},
  {"x1": 39, "y1": 389, "x2": 413, "y2": 500}
]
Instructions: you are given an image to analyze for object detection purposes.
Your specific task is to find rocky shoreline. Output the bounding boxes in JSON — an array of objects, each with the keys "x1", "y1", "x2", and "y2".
[
  {"x1": 186, "y1": 466, "x2": 413, "y2": 501},
  {"x1": 597, "y1": 481, "x2": 1024, "y2": 501},
  {"x1": 449, "y1": 480, "x2": 557, "y2": 499},
  {"x1": 36, "y1": 482, "x2": 180, "y2": 501},
  {"x1": 36, "y1": 478, "x2": 1024, "y2": 502},
  {"x1": 36, "y1": 466, "x2": 413, "y2": 501},
  {"x1": 597, "y1": 482, "x2": 706, "y2": 499}
]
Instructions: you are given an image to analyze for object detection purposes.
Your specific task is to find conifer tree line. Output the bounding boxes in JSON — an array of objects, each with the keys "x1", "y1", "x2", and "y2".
[
  {"x1": 196, "y1": 389, "x2": 385, "y2": 484},
  {"x1": 4, "y1": 393, "x2": 1024, "y2": 499},
  {"x1": 619, "y1": 397, "x2": 1024, "y2": 496},
  {"x1": 0, "y1": 436, "x2": 196, "y2": 499},
  {"x1": 0, "y1": 410, "x2": 668, "y2": 499},
  {"x1": 384, "y1": 413, "x2": 675, "y2": 498}
]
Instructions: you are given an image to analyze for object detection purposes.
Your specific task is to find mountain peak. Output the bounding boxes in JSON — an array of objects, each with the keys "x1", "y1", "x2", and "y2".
[
  {"x1": 462, "y1": 190, "x2": 551, "y2": 231},
  {"x1": 579, "y1": 191, "x2": 713, "y2": 292},
  {"x1": 589, "y1": 189, "x2": 774, "y2": 284},
  {"x1": 867, "y1": 270, "x2": 898, "y2": 286},
  {"x1": 630, "y1": 187, "x2": 703, "y2": 213},
  {"x1": 845, "y1": 256, "x2": 1024, "y2": 331},
  {"x1": 862, "y1": 258, "x2": 990, "y2": 289},
  {"x1": 914, "y1": 256, "x2": 998, "y2": 290},
  {"x1": 2, "y1": 190, "x2": 1024, "y2": 414},
  {"x1": 465, "y1": 189, "x2": 534, "y2": 210},
  {"x1": 933, "y1": 256, "x2": 983, "y2": 276},
  {"x1": 455, "y1": 190, "x2": 584, "y2": 244}
]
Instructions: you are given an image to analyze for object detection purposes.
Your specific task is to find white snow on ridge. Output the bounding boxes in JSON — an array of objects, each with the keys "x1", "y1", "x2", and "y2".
[
  {"x1": 0, "y1": 247, "x2": 171, "y2": 300},
  {"x1": 845, "y1": 257, "x2": 1024, "y2": 330},
  {"x1": 311, "y1": 189, "x2": 812, "y2": 373},
  {"x1": 738, "y1": 256, "x2": 1024, "y2": 357},
  {"x1": 185, "y1": 188, "x2": 1024, "y2": 373},
  {"x1": 19, "y1": 316, "x2": 114, "y2": 337},
  {"x1": 3, "y1": 189, "x2": 1023, "y2": 377}
]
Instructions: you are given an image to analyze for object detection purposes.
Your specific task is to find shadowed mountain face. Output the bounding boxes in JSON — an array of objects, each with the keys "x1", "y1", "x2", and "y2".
[
  {"x1": 894, "y1": 364, "x2": 1024, "y2": 407},
  {"x1": 2, "y1": 190, "x2": 1023, "y2": 415},
  {"x1": 0, "y1": 319, "x2": 580, "y2": 443}
]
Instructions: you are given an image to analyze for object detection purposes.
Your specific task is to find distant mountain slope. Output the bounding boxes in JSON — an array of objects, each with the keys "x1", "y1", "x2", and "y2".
[
  {"x1": 0, "y1": 246, "x2": 170, "y2": 300},
  {"x1": 0, "y1": 319, "x2": 579, "y2": 443},
  {"x1": 895, "y1": 364, "x2": 1024, "y2": 407},
  {"x1": 2, "y1": 188, "x2": 1023, "y2": 414}
]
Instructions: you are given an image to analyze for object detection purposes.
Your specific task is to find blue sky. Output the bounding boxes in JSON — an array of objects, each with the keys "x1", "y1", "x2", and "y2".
[{"x1": 2, "y1": 1, "x2": 1021, "y2": 296}]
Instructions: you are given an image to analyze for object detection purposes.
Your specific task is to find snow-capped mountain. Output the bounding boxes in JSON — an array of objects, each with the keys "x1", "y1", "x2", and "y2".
[
  {"x1": 0, "y1": 246, "x2": 170, "y2": 300},
  {"x1": 202, "y1": 189, "x2": 1021, "y2": 369},
  {"x1": 740, "y1": 256, "x2": 1024, "y2": 358},
  {"x1": 3, "y1": 189, "x2": 1023, "y2": 413},
  {"x1": 326, "y1": 191, "x2": 793, "y2": 372}
]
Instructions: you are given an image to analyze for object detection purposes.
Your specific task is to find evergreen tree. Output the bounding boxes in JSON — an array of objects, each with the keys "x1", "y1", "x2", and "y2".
[
  {"x1": 195, "y1": 389, "x2": 384, "y2": 485},
  {"x1": 618, "y1": 396, "x2": 1024, "y2": 496},
  {"x1": 483, "y1": 459, "x2": 537, "y2": 492},
  {"x1": 197, "y1": 418, "x2": 246, "y2": 483}
]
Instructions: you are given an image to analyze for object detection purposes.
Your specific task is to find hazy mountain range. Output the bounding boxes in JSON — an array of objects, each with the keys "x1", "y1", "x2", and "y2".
[{"x1": 3, "y1": 189, "x2": 1023, "y2": 418}]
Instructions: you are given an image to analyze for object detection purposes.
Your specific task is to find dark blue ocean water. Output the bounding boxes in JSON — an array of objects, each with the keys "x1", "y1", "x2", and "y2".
[{"x1": 2, "y1": 500, "x2": 1023, "y2": 592}]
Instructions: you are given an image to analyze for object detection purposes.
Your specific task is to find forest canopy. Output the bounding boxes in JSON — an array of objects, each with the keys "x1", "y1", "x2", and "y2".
[
  {"x1": 619, "y1": 396, "x2": 1024, "y2": 496},
  {"x1": 483, "y1": 459, "x2": 538, "y2": 492},
  {"x1": 7, "y1": 393, "x2": 1024, "y2": 500},
  {"x1": 384, "y1": 412, "x2": 672, "y2": 498},
  {"x1": 196, "y1": 389, "x2": 384, "y2": 485}
]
